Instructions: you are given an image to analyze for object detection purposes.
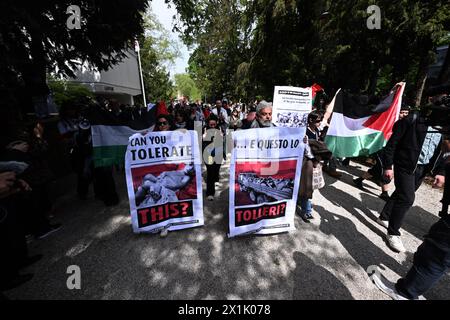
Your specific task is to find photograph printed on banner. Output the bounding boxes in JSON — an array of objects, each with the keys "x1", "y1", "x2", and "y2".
[
  {"x1": 276, "y1": 112, "x2": 308, "y2": 128},
  {"x1": 234, "y1": 160, "x2": 296, "y2": 206},
  {"x1": 131, "y1": 162, "x2": 197, "y2": 209}
]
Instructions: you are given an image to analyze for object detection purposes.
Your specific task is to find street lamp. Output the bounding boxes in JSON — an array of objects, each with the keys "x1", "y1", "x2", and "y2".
[{"x1": 134, "y1": 39, "x2": 147, "y2": 108}]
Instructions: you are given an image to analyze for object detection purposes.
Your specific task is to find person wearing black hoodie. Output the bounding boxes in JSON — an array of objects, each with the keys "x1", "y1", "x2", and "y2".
[{"x1": 377, "y1": 111, "x2": 444, "y2": 253}]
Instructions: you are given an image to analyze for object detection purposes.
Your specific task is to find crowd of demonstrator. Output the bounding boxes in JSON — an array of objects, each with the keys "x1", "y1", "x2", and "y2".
[{"x1": 1, "y1": 89, "x2": 449, "y2": 300}]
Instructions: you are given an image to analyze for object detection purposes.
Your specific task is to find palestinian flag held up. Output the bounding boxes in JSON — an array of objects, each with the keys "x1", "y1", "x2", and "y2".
[
  {"x1": 324, "y1": 82, "x2": 406, "y2": 158},
  {"x1": 311, "y1": 83, "x2": 324, "y2": 106},
  {"x1": 89, "y1": 107, "x2": 153, "y2": 167}
]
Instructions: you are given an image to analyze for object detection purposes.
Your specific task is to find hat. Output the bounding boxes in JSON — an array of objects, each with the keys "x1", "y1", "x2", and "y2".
[{"x1": 256, "y1": 100, "x2": 273, "y2": 113}]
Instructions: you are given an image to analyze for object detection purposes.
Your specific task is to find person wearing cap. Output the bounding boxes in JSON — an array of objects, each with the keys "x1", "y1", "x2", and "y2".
[{"x1": 248, "y1": 100, "x2": 276, "y2": 129}]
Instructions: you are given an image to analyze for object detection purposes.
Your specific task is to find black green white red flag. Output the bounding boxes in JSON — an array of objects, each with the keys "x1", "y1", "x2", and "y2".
[{"x1": 324, "y1": 82, "x2": 406, "y2": 158}]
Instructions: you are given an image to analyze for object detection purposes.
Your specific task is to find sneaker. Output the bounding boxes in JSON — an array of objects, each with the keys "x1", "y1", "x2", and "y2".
[
  {"x1": 353, "y1": 178, "x2": 364, "y2": 189},
  {"x1": 207, "y1": 195, "x2": 214, "y2": 201},
  {"x1": 160, "y1": 228, "x2": 169, "y2": 238},
  {"x1": 371, "y1": 273, "x2": 409, "y2": 300},
  {"x1": 296, "y1": 210, "x2": 311, "y2": 223},
  {"x1": 325, "y1": 170, "x2": 342, "y2": 179},
  {"x1": 306, "y1": 212, "x2": 314, "y2": 219},
  {"x1": 387, "y1": 234, "x2": 406, "y2": 253},
  {"x1": 379, "y1": 192, "x2": 390, "y2": 201},
  {"x1": 35, "y1": 223, "x2": 62, "y2": 240},
  {"x1": 376, "y1": 217, "x2": 389, "y2": 229}
]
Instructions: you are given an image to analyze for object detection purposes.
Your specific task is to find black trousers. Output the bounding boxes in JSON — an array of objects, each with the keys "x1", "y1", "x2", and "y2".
[
  {"x1": 395, "y1": 216, "x2": 450, "y2": 299},
  {"x1": 13, "y1": 190, "x2": 51, "y2": 235},
  {"x1": 206, "y1": 164, "x2": 221, "y2": 196},
  {"x1": 380, "y1": 165, "x2": 426, "y2": 236},
  {"x1": 77, "y1": 165, "x2": 119, "y2": 205},
  {"x1": 0, "y1": 202, "x2": 28, "y2": 285}
]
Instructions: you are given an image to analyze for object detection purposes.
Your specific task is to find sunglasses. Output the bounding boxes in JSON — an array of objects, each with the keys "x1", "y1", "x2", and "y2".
[{"x1": 157, "y1": 121, "x2": 168, "y2": 126}]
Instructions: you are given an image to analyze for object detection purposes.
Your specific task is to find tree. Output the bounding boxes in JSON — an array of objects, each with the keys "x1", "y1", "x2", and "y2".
[
  {"x1": 138, "y1": 9, "x2": 180, "y2": 103},
  {"x1": 169, "y1": 0, "x2": 449, "y2": 104},
  {"x1": 48, "y1": 77, "x2": 94, "y2": 109},
  {"x1": 173, "y1": 73, "x2": 201, "y2": 101},
  {"x1": 0, "y1": 0, "x2": 148, "y2": 120},
  {"x1": 171, "y1": 0, "x2": 254, "y2": 101}
]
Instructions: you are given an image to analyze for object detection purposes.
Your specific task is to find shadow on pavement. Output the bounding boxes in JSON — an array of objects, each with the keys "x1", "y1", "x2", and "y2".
[
  {"x1": 292, "y1": 251, "x2": 353, "y2": 300},
  {"x1": 360, "y1": 192, "x2": 440, "y2": 242},
  {"x1": 318, "y1": 185, "x2": 387, "y2": 240},
  {"x1": 315, "y1": 204, "x2": 411, "y2": 276}
]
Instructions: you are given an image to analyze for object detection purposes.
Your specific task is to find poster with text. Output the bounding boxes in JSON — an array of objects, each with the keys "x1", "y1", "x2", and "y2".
[
  {"x1": 273, "y1": 86, "x2": 312, "y2": 128},
  {"x1": 229, "y1": 127, "x2": 305, "y2": 237},
  {"x1": 125, "y1": 130, "x2": 204, "y2": 234}
]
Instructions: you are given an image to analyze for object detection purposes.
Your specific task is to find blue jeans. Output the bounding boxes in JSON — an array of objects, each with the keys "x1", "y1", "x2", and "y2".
[
  {"x1": 395, "y1": 217, "x2": 450, "y2": 299},
  {"x1": 300, "y1": 198, "x2": 312, "y2": 215}
]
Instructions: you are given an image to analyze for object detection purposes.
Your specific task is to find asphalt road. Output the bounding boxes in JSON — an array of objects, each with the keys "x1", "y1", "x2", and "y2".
[{"x1": 5, "y1": 160, "x2": 450, "y2": 300}]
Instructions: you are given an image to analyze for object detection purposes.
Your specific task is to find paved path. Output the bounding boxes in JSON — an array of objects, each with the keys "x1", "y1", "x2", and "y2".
[{"x1": 5, "y1": 161, "x2": 450, "y2": 300}]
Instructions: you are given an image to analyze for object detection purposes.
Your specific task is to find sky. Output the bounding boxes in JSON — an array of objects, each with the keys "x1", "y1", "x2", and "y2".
[{"x1": 151, "y1": 0, "x2": 191, "y2": 78}]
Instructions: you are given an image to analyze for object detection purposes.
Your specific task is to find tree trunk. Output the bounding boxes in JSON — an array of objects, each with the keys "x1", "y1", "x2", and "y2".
[
  {"x1": 414, "y1": 51, "x2": 433, "y2": 107},
  {"x1": 22, "y1": 27, "x2": 50, "y2": 118},
  {"x1": 438, "y1": 46, "x2": 450, "y2": 85},
  {"x1": 414, "y1": 71, "x2": 427, "y2": 107},
  {"x1": 367, "y1": 65, "x2": 379, "y2": 96}
]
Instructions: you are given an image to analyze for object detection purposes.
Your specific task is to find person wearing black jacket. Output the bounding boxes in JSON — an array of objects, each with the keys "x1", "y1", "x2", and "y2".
[
  {"x1": 378, "y1": 112, "x2": 444, "y2": 252},
  {"x1": 202, "y1": 115, "x2": 223, "y2": 201},
  {"x1": 373, "y1": 149, "x2": 449, "y2": 300}
]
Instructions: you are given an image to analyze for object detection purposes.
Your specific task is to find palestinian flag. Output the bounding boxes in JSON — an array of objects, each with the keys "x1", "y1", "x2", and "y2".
[
  {"x1": 89, "y1": 107, "x2": 153, "y2": 167},
  {"x1": 324, "y1": 82, "x2": 405, "y2": 158},
  {"x1": 311, "y1": 83, "x2": 324, "y2": 106}
]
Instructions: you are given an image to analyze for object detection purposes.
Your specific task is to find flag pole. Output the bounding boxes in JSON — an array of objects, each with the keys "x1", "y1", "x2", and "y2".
[{"x1": 135, "y1": 39, "x2": 147, "y2": 108}]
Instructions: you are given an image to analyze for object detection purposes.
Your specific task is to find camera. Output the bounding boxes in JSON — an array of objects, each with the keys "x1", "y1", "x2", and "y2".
[
  {"x1": 78, "y1": 118, "x2": 91, "y2": 131},
  {"x1": 420, "y1": 94, "x2": 450, "y2": 134}
]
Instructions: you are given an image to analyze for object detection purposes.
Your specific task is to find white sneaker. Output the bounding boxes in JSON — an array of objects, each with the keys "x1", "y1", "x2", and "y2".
[
  {"x1": 371, "y1": 273, "x2": 409, "y2": 300},
  {"x1": 207, "y1": 195, "x2": 214, "y2": 201},
  {"x1": 376, "y1": 217, "x2": 389, "y2": 229},
  {"x1": 387, "y1": 234, "x2": 406, "y2": 253},
  {"x1": 160, "y1": 228, "x2": 169, "y2": 238}
]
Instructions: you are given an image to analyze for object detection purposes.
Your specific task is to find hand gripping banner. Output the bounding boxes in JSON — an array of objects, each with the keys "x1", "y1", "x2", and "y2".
[{"x1": 272, "y1": 86, "x2": 312, "y2": 128}]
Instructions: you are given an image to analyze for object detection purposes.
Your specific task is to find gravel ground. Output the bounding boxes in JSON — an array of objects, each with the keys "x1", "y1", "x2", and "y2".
[{"x1": 4, "y1": 160, "x2": 449, "y2": 300}]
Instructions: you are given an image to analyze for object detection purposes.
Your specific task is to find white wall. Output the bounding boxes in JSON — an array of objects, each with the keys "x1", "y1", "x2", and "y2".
[{"x1": 69, "y1": 49, "x2": 142, "y2": 97}]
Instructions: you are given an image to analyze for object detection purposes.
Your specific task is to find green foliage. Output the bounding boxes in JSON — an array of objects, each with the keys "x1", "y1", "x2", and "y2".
[
  {"x1": 48, "y1": 77, "x2": 94, "y2": 109},
  {"x1": 171, "y1": 0, "x2": 450, "y2": 103},
  {"x1": 0, "y1": 0, "x2": 148, "y2": 117},
  {"x1": 174, "y1": 74, "x2": 201, "y2": 101},
  {"x1": 138, "y1": 9, "x2": 180, "y2": 102}
]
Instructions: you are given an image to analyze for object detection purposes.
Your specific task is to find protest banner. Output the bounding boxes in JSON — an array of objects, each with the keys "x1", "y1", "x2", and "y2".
[
  {"x1": 125, "y1": 130, "x2": 204, "y2": 234},
  {"x1": 229, "y1": 127, "x2": 306, "y2": 237},
  {"x1": 273, "y1": 86, "x2": 312, "y2": 128}
]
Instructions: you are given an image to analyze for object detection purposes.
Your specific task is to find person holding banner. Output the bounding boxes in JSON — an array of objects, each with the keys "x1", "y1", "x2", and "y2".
[
  {"x1": 153, "y1": 114, "x2": 176, "y2": 132},
  {"x1": 249, "y1": 100, "x2": 276, "y2": 129},
  {"x1": 202, "y1": 115, "x2": 223, "y2": 201}
]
